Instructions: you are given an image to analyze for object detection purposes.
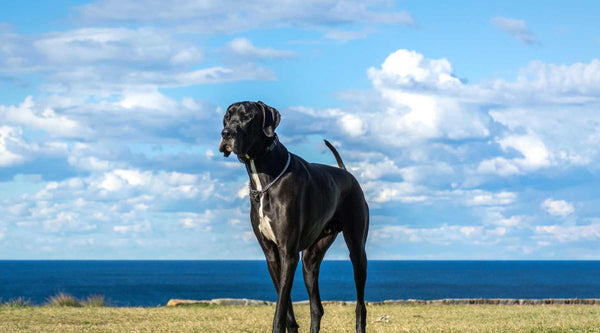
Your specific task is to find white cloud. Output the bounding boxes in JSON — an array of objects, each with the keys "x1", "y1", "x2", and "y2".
[
  {"x1": 362, "y1": 180, "x2": 428, "y2": 203},
  {"x1": 33, "y1": 28, "x2": 202, "y2": 67},
  {"x1": 2, "y1": 28, "x2": 201, "y2": 72},
  {"x1": 3, "y1": 22, "x2": 600, "y2": 260},
  {"x1": 464, "y1": 190, "x2": 517, "y2": 206},
  {"x1": 491, "y1": 17, "x2": 539, "y2": 45},
  {"x1": 226, "y1": 38, "x2": 295, "y2": 60},
  {"x1": 0, "y1": 28, "x2": 274, "y2": 96},
  {"x1": 361, "y1": 50, "x2": 490, "y2": 144},
  {"x1": 499, "y1": 135, "x2": 550, "y2": 169},
  {"x1": 490, "y1": 60, "x2": 600, "y2": 100},
  {"x1": 0, "y1": 126, "x2": 27, "y2": 167},
  {"x1": 91, "y1": 169, "x2": 215, "y2": 200},
  {"x1": 368, "y1": 49, "x2": 461, "y2": 89},
  {"x1": 541, "y1": 198, "x2": 574, "y2": 217},
  {"x1": 484, "y1": 211, "x2": 524, "y2": 228},
  {"x1": 2, "y1": 167, "x2": 221, "y2": 237},
  {"x1": 120, "y1": 87, "x2": 179, "y2": 110},
  {"x1": 43, "y1": 211, "x2": 97, "y2": 233},
  {"x1": 113, "y1": 221, "x2": 151, "y2": 234},
  {"x1": 314, "y1": 49, "x2": 600, "y2": 181},
  {"x1": 179, "y1": 211, "x2": 214, "y2": 229},
  {"x1": 535, "y1": 223, "x2": 600, "y2": 243},
  {"x1": 0, "y1": 96, "x2": 91, "y2": 139},
  {"x1": 478, "y1": 134, "x2": 551, "y2": 176},
  {"x1": 349, "y1": 158, "x2": 403, "y2": 180},
  {"x1": 339, "y1": 114, "x2": 366, "y2": 137},
  {"x1": 76, "y1": 0, "x2": 415, "y2": 33},
  {"x1": 489, "y1": 107, "x2": 599, "y2": 166},
  {"x1": 1, "y1": 90, "x2": 215, "y2": 146},
  {"x1": 371, "y1": 224, "x2": 507, "y2": 246}
]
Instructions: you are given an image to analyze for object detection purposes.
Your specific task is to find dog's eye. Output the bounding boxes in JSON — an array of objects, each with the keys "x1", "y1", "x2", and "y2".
[{"x1": 242, "y1": 113, "x2": 253, "y2": 121}]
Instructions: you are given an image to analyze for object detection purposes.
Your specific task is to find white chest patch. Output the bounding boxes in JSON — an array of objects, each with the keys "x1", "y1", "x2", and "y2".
[{"x1": 250, "y1": 160, "x2": 277, "y2": 245}]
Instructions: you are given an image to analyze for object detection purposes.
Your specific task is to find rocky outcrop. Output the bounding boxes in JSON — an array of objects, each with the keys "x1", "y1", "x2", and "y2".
[
  {"x1": 167, "y1": 298, "x2": 273, "y2": 306},
  {"x1": 373, "y1": 298, "x2": 600, "y2": 305}
]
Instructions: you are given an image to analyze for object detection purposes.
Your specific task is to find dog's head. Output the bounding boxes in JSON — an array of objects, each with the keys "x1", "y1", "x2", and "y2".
[{"x1": 219, "y1": 101, "x2": 280, "y2": 162}]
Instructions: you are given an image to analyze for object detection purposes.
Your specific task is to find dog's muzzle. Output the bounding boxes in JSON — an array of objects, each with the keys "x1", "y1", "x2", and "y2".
[{"x1": 219, "y1": 128, "x2": 235, "y2": 157}]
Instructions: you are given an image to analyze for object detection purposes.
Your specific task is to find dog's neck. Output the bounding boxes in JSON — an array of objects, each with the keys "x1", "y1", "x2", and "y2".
[{"x1": 244, "y1": 140, "x2": 289, "y2": 191}]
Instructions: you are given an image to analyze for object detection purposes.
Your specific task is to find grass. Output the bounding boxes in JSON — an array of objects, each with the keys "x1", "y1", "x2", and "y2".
[
  {"x1": 45, "y1": 292, "x2": 82, "y2": 307},
  {"x1": 40, "y1": 293, "x2": 108, "y2": 308},
  {"x1": 81, "y1": 295, "x2": 108, "y2": 307},
  {"x1": 1, "y1": 304, "x2": 600, "y2": 332},
  {"x1": 1, "y1": 297, "x2": 31, "y2": 308}
]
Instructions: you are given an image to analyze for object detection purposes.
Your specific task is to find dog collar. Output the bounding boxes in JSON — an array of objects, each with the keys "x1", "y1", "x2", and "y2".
[
  {"x1": 244, "y1": 136, "x2": 278, "y2": 160},
  {"x1": 249, "y1": 152, "x2": 291, "y2": 201}
]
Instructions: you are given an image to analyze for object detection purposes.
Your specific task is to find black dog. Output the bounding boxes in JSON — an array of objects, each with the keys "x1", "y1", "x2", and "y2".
[{"x1": 219, "y1": 101, "x2": 369, "y2": 333}]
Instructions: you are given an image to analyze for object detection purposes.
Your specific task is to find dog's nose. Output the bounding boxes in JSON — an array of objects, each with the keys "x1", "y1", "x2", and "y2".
[{"x1": 221, "y1": 128, "x2": 233, "y2": 139}]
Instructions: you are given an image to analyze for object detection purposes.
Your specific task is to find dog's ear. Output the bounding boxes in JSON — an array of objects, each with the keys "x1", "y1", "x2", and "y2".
[{"x1": 257, "y1": 101, "x2": 280, "y2": 137}]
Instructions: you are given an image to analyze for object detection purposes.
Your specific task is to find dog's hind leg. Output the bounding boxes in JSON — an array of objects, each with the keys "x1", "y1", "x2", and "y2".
[
  {"x1": 341, "y1": 190, "x2": 369, "y2": 333},
  {"x1": 260, "y1": 240, "x2": 299, "y2": 332},
  {"x1": 302, "y1": 231, "x2": 338, "y2": 333}
]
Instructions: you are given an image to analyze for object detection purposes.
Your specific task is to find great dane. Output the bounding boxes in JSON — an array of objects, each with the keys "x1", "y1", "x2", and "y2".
[{"x1": 219, "y1": 101, "x2": 369, "y2": 333}]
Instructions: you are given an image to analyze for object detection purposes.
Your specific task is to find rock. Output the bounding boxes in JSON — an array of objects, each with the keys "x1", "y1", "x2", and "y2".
[
  {"x1": 210, "y1": 298, "x2": 273, "y2": 306},
  {"x1": 166, "y1": 298, "x2": 273, "y2": 307},
  {"x1": 167, "y1": 298, "x2": 600, "y2": 307},
  {"x1": 166, "y1": 299, "x2": 211, "y2": 307}
]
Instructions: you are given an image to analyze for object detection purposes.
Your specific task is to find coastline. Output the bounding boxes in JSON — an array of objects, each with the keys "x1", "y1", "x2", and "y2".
[
  {"x1": 4, "y1": 300, "x2": 600, "y2": 332},
  {"x1": 166, "y1": 298, "x2": 600, "y2": 307}
]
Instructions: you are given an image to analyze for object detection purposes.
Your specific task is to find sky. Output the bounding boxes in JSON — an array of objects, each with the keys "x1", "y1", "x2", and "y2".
[{"x1": 1, "y1": 0, "x2": 599, "y2": 259}]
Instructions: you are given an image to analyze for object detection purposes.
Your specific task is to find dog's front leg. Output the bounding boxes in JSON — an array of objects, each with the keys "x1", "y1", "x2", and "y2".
[
  {"x1": 261, "y1": 242, "x2": 299, "y2": 332},
  {"x1": 272, "y1": 251, "x2": 299, "y2": 333}
]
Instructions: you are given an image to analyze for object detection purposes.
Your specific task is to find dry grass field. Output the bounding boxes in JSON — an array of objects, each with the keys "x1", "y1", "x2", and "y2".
[{"x1": 1, "y1": 303, "x2": 600, "y2": 332}]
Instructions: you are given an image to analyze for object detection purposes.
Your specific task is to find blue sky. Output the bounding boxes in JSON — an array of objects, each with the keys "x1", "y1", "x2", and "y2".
[{"x1": 1, "y1": 0, "x2": 599, "y2": 259}]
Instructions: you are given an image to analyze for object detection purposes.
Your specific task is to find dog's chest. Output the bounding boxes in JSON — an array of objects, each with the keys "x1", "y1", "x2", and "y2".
[{"x1": 250, "y1": 160, "x2": 278, "y2": 245}]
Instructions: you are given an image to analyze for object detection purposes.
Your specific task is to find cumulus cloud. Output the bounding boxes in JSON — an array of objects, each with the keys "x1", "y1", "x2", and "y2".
[
  {"x1": 1, "y1": 89, "x2": 218, "y2": 145},
  {"x1": 286, "y1": 49, "x2": 600, "y2": 182},
  {"x1": 478, "y1": 134, "x2": 551, "y2": 176},
  {"x1": 0, "y1": 96, "x2": 92, "y2": 139},
  {"x1": 2, "y1": 15, "x2": 600, "y2": 260},
  {"x1": 0, "y1": 126, "x2": 28, "y2": 167},
  {"x1": 367, "y1": 49, "x2": 461, "y2": 89},
  {"x1": 491, "y1": 17, "x2": 540, "y2": 45},
  {"x1": 361, "y1": 50, "x2": 490, "y2": 144},
  {"x1": 3, "y1": 169, "x2": 219, "y2": 237},
  {"x1": 339, "y1": 114, "x2": 366, "y2": 137},
  {"x1": 541, "y1": 198, "x2": 574, "y2": 217},
  {"x1": 275, "y1": 48, "x2": 600, "y2": 259}
]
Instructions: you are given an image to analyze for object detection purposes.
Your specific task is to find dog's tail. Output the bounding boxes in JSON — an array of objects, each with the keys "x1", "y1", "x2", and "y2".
[{"x1": 324, "y1": 139, "x2": 346, "y2": 170}]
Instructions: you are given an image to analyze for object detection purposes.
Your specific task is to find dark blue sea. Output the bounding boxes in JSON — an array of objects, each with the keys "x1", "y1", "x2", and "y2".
[{"x1": 1, "y1": 261, "x2": 599, "y2": 307}]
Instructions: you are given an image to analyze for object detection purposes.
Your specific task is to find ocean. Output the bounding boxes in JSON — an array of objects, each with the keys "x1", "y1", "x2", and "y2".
[{"x1": 1, "y1": 260, "x2": 599, "y2": 307}]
